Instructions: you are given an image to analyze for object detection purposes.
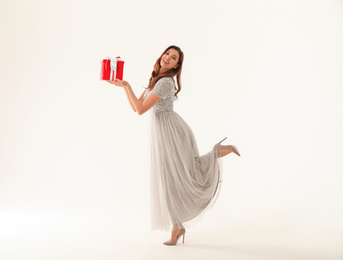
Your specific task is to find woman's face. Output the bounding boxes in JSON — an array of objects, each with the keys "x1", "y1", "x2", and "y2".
[{"x1": 160, "y1": 48, "x2": 180, "y2": 72}]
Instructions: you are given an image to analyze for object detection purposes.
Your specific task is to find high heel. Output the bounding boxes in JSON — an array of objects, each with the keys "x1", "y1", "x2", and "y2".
[
  {"x1": 163, "y1": 228, "x2": 186, "y2": 246},
  {"x1": 215, "y1": 137, "x2": 241, "y2": 157},
  {"x1": 230, "y1": 145, "x2": 241, "y2": 157}
]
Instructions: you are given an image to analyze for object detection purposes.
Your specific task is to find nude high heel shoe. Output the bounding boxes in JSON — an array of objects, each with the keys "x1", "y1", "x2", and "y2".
[
  {"x1": 163, "y1": 228, "x2": 186, "y2": 246},
  {"x1": 215, "y1": 137, "x2": 241, "y2": 157}
]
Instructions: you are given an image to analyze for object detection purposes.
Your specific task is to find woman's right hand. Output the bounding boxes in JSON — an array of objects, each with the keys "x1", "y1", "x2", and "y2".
[{"x1": 107, "y1": 80, "x2": 130, "y2": 89}]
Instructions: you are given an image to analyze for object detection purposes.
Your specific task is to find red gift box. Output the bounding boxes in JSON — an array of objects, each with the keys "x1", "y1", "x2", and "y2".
[{"x1": 100, "y1": 56, "x2": 124, "y2": 80}]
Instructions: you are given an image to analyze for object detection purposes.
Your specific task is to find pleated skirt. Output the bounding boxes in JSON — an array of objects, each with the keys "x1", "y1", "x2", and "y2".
[{"x1": 149, "y1": 111, "x2": 223, "y2": 231}]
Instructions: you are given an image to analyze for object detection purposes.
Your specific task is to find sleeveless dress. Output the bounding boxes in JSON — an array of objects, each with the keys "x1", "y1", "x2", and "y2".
[{"x1": 143, "y1": 77, "x2": 223, "y2": 231}]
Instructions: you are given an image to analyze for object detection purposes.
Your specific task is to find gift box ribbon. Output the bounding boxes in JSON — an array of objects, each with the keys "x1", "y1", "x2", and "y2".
[{"x1": 107, "y1": 56, "x2": 122, "y2": 80}]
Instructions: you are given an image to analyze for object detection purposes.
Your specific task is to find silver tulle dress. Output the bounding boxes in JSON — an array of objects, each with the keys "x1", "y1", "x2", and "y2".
[{"x1": 143, "y1": 77, "x2": 223, "y2": 231}]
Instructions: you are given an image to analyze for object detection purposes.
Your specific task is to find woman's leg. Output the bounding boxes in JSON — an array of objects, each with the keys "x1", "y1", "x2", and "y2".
[
  {"x1": 173, "y1": 223, "x2": 184, "y2": 231},
  {"x1": 167, "y1": 223, "x2": 185, "y2": 241}
]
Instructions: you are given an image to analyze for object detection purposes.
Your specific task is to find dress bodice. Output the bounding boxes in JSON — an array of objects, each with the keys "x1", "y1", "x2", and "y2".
[{"x1": 143, "y1": 77, "x2": 175, "y2": 113}]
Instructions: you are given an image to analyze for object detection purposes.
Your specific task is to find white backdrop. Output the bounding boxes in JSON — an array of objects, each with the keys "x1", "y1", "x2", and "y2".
[{"x1": 1, "y1": 0, "x2": 343, "y2": 259}]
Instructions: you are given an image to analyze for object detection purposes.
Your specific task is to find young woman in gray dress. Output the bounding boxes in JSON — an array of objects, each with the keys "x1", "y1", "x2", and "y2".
[{"x1": 108, "y1": 45, "x2": 240, "y2": 246}]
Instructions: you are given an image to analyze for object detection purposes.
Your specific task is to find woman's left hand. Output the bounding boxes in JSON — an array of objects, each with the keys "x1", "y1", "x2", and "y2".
[{"x1": 107, "y1": 79, "x2": 130, "y2": 89}]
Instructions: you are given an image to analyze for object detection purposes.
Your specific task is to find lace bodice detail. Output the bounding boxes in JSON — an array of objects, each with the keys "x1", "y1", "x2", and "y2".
[{"x1": 143, "y1": 77, "x2": 175, "y2": 113}]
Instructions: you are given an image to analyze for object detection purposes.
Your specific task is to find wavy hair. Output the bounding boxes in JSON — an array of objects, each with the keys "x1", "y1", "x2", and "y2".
[{"x1": 147, "y1": 45, "x2": 184, "y2": 99}]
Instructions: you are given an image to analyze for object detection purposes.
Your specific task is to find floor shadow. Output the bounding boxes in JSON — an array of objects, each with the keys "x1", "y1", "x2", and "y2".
[{"x1": 179, "y1": 243, "x2": 340, "y2": 260}]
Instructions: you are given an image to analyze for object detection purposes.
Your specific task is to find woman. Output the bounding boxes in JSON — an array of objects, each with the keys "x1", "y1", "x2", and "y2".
[{"x1": 108, "y1": 45, "x2": 240, "y2": 246}]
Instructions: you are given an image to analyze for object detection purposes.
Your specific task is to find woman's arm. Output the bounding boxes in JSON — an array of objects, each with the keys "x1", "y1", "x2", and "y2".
[
  {"x1": 122, "y1": 88, "x2": 146, "y2": 112},
  {"x1": 123, "y1": 87, "x2": 138, "y2": 112},
  {"x1": 138, "y1": 89, "x2": 146, "y2": 102},
  {"x1": 123, "y1": 83, "x2": 160, "y2": 115},
  {"x1": 108, "y1": 80, "x2": 160, "y2": 115}
]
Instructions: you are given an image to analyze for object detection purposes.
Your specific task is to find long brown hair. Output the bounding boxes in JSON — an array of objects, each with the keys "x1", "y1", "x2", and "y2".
[{"x1": 147, "y1": 45, "x2": 184, "y2": 99}]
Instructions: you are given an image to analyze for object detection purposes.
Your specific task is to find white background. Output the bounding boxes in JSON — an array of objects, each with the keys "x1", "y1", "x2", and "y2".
[{"x1": 1, "y1": 0, "x2": 343, "y2": 259}]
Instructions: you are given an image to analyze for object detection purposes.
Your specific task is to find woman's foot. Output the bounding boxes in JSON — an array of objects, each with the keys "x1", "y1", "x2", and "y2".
[
  {"x1": 163, "y1": 228, "x2": 186, "y2": 246},
  {"x1": 215, "y1": 137, "x2": 241, "y2": 158}
]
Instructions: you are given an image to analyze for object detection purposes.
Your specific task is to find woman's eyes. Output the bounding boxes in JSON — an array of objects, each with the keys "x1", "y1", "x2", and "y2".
[{"x1": 165, "y1": 52, "x2": 176, "y2": 60}]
